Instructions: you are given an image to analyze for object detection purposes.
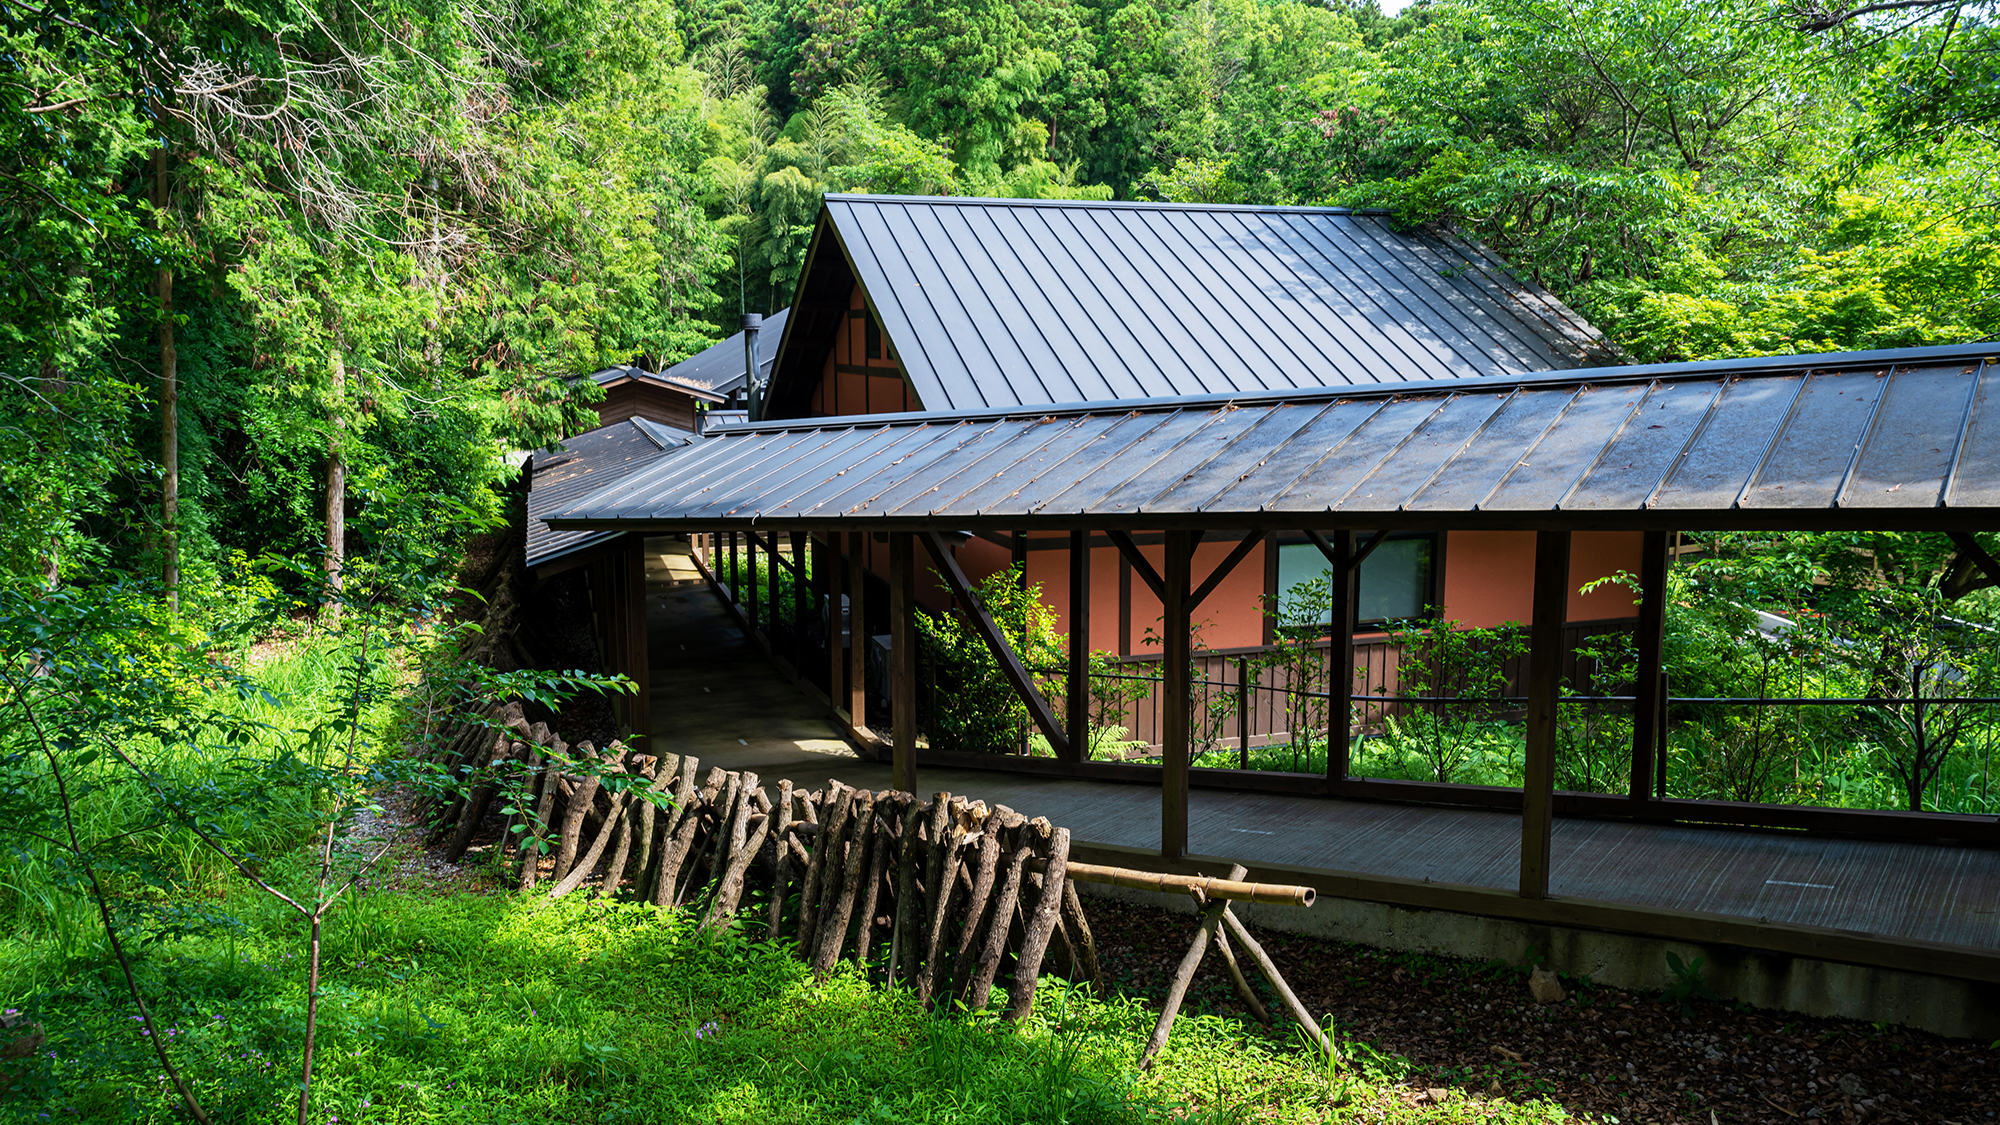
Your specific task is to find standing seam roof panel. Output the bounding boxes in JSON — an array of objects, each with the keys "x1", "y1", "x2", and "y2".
[
  {"x1": 902, "y1": 204, "x2": 1048, "y2": 406},
  {"x1": 1101, "y1": 208, "x2": 1317, "y2": 391},
  {"x1": 1949, "y1": 359, "x2": 2000, "y2": 508},
  {"x1": 934, "y1": 416, "x2": 1129, "y2": 515},
  {"x1": 1189, "y1": 211, "x2": 1408, "y2": 384},
  {"x1": 1382, "y1": 225, "x2": 1573, "y2": 370},
  {"x1": 713, "y1": 425, "x2": 943, "y2": 519},
  {"x1": 999, "y1": 206, "x2": 1164, "y2": 401},
  {"x1": 841, "y1": 202, "x2": 988, "y2": 410},
  {"x1": 955, "y1": 206, "x2": 1119, "y2": 404},
  {"x1": 1019, "y1": 411, "x2": 1202, "y2": 515},
  {"x1": 587, "y1": 428, "x2": 811, "y2": 517},
  {"x1": 1336, "y1": 393, "x2": 1518, "y2": 511},
  {"x1": 1055, "y1": 209, "x2": 1244, "y2": 397},
  {"x1": 681, "y1": 428, "x2": 891, "y2": 520},
  {"x1": 1565, "y1": 379, "x2": 1726, "y2": 510},
  {"x1": 1334, "y1": 217, "x2": 1552, "y2": 374},
  {"x1": 1269, "y1": 213, "x2": 1504, "y2": 376},
  {"x1": 1143, "y1": 402, "x2": 1341, "y2": 514},
  {"x1": 1019, "y1": 207, "x2": 1190, "y2": 399},
  {"x1": 1401, "y1": 388, "x2": 1581, "y2": 511},
  {"x1": 1847, "y1": 365, "x2": 1980, "y2": 507}
]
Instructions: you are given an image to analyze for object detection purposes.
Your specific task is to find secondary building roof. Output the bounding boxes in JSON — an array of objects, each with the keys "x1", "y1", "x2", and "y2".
[
  {"x1": 546, "y1": 343, "x2": 2000, "y2": 534},
  {"x1": 526, "y1": 417, "x2": 697, "y2": 570},
  {"x1": 663, "y1": 307, "x2": 791, "y2": 401},
  {"x1": 765, "y1": 195, "x2": 1622, "y2": 417},
  {"x1": 586, "y1": 364, "x2": 728, "y2": 403}
]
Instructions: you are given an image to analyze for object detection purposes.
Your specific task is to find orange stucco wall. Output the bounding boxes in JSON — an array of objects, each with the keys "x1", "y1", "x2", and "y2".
[
  {"x1": 808, "y1": 284, "x2": 915, "y2": 416},
  {"x1": 1438, "y1": 530, "x2": 1642, "y2": 626}
]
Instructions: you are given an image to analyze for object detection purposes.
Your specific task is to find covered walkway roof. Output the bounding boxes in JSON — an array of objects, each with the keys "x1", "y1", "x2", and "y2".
[{"x1": 545, "y1": 343, "x2": 2000, "y2": 535}]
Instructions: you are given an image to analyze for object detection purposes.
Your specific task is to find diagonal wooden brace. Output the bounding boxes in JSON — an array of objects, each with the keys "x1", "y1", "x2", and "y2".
[{"x1": 919, "y1": 531, "x2": 1071, "y2": 759}]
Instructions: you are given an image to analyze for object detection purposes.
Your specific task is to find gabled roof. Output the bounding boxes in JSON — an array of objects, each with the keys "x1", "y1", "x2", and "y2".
[
  {"x1": 526, "y1": 417, "x2": 697, "y2": 570},
  {"x1": 766, "y1": 195, "x2": 1623, "y2": 417},
  {"x1": 662, "y1": 307, "x2": 791, "y2": 398},
  {"x1": 548, "y1": 343, "x2": 2000, "y2": 534},
  {"x1": 587, "y1": 364, "x2": 729, "y2": 403}
]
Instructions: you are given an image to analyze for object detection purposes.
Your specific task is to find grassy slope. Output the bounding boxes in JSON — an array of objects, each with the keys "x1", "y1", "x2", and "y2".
[{"x1": 2, "y1": 887, "x2": 1580, "y2": 1124}]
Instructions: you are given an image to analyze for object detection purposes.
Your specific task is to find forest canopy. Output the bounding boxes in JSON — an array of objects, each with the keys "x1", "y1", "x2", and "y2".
[{"x1": 2, "y1": 0, "x2": 1998, "y2": 600}]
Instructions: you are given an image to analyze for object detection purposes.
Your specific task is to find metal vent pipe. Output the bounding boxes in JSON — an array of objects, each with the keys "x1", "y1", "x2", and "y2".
[{"x1": 742, "y1": 312, "x2": 764, "y2": 422}]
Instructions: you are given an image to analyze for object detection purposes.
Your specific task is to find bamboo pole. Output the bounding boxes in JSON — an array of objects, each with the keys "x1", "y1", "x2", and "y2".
[{"x1": 1046, "y1": 861, "x2": 1314, "y2": 907}]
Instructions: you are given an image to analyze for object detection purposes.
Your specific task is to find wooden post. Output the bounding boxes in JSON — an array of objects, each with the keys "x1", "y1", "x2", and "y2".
[
  {"x1": 1327, "y1": 531, "x2": 1356, "y2": 788},
  {"x1": 1521, "y1": 529, "x2": 1570, "y2": 900},
  {"x1": 1161, "y1": 531, "x2": 1193, "y2": 860},
  {"x1": 626, "y1": 536, "x2": 651, "y2": 744},
  {"x1": 1067, "y1": 530, "x2": 1090, "y2": 762},
  {"x1": 747, "y1": 529, "x2": 760, "y2": 634},
  {"x1": 890, "y1": 533, "x2": 917, "y2": 793},
  {"x1": 1630, "y1": 529, "x2": 1668, "y2": 802},
  {"x1": 1656, "y1": 669, "x2": 1671, "y2": 798},
  {"x1": 1013, "y1": 530, "x2": 1028, "y2": 588},
  {"x1": 793, "y1": 531, "x2": 810, "y2": 674},
  {"x1": 827, "y1": 533, "x2": 845, "y2": 707},
  {"x1": 848, "y1": 532, "x2": 866, "y2": 728},
  {"x1": 729, "y1": 532, "x2": 739, "y2": 600},
  {"x1": 1236, "y1": 655, "x2": 1251, "y2": 770}
]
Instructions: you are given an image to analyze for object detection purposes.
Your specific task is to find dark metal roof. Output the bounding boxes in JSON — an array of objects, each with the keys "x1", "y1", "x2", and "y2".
[
  {"x1": 770, "y1": 195, "x2": 1621, "y2": 415},
  {"x1": 586, "y1": 364, "x2": 729, "y2": 403},
  {"x1": 546, "y1": 343, "x2": 2000, "y2": 534},
  {"x1": 526, "y1": 419, "x2": 695, "y2": 569},
  {"x1": 663, "y1": 307, "x2": 791, "y2": 397}
]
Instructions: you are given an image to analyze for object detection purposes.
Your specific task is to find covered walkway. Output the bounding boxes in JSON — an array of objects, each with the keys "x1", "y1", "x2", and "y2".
[{"x1": 643, "y1": 538, "x2": 2000, "y2": 1010}]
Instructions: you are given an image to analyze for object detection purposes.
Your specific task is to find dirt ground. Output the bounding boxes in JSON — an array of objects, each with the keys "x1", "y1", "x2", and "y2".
[{"x1": 1083, "y1": 895, "x2": 1997, "y2": 1124}]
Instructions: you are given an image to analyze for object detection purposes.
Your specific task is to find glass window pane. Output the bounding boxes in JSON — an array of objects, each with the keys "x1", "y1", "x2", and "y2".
[
  {"x1": 1357, "y1": 537, "x2": 1431, "y2": 622},
  {"x1": 1277, "y1": 542, "x2": 1333, "y2": 626}
]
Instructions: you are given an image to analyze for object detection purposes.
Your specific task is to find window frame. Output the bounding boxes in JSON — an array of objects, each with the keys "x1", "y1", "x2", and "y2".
[{"x1": 1271, "y1": 530, "x2": 1444, "y2": 633}]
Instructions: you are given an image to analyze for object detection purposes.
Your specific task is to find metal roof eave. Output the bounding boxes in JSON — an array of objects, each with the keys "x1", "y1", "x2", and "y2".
[{"x1": 723, "y1": 340, "x2": 2000, "y2": 437}]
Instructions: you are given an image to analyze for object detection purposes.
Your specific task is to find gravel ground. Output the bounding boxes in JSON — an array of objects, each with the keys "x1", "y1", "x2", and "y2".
[{"x1": 1084, "y1": 895, "x2": 1997, "y2": 1124}]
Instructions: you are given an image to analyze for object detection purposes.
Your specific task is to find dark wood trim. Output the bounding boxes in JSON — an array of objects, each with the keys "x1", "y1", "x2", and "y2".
[
  {"x1": 848, "y1": 530, "x2": 866, "y2": 727},
  {"x1": 791, "y1": 530, "x2": 810, "y2": 675},
  {"x1": 1328, "y1": 531, "x2": 1356, "y2": 785},
  {"x1": 1950, "y1": 531, "x2": 2000, "y2": 587},
  {"x1": 1190, "y1": 531, "x2": 1262, "y2": 610},
  {"x1": 1107, "y1": 530, "x2": 1167, "y2": 601},
  {"x1": 1161, "y1": 531, "x2": 1194, "y2": 859},
  {"x1": 1119, "y1": 552, "x2": 1132, "y2": 656},
  {"x1": 1631, "y1": 529, "x2": 1668, "y2": 802},
  {"x1": 890, "y1": 533, "x2": 917, "y2": 793},
  {"x1": 1521, "y1": 530, "x2": 1571, "y2": 899},
  {"x1": 920, "y1": 530, "x2": 1071, "y2": 759},
  {"x1": 1063, "y1": 841, "x2": 2000, "y2": 987},
  {"x1": 1067, "y1": 529, "x2": 1090, "y2": 763},
  {"x1": 834, "y1": 361, "x2": 903, "y2": 377}
]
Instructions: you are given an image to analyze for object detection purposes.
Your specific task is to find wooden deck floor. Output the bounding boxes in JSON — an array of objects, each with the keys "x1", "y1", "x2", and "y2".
[{"x1": 640, "y1": 539, "x2": 2000, "y2": 977}]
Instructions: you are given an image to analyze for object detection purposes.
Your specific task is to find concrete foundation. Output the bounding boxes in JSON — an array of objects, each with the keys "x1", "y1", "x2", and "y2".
[{"x1": 1079, "y1": 881, "x2": 2000, "y2": 1041}]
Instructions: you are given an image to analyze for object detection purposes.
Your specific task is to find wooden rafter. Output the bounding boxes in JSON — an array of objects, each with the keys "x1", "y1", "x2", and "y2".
[{"x1": 919, "y1": 531, "x2": 1072, "y2": 760}]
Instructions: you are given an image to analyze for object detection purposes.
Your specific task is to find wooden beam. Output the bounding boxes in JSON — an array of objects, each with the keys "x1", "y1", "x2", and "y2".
[
  {"x1": 825, "y1": 533, "x2": 844, "y2": 710},
  {"x1": 1067, "y1": 529, "x2": 1090, "y2": 763},
  {"x1": 1630, "y1": 529, "x2": 1669, "y2": 802},
  {"x1": 919, "y1": 531, "x2": 1072, "y2": 760},
  {"x1": 626, "y1": 536, "x2": 651, "y2": 743},
  {"x1": 890, "y1": 533, "x2": 917, "y2": 793},
  {"x1": 792, "y1": 530, "x2": 810, "y2": 674},
  {"x1": 1521, "y1": 529, "x2": 1571, "y2": 900},
  {"x1": 1327, "y1": 531, "x2": 1356, "y2": 787},
  {"x1": 848, "y1": 530, "x2": 866, "y2": 729},
  {"x1": 1161, "y1": 530, "x2": 1194, "y2": 860},
  {"x1": 1106, "y1": 530, "x2": 1166, "y2": 602},
  {"x1": 1949, "y1": 531, "x2": 2000, "y2": 587},
  {"x1": 1189, "y1": 531, "x2": 1262, "y2": 610},
  {"x1": 746, "y1": 528, "x2": 759, "y2": 631}
]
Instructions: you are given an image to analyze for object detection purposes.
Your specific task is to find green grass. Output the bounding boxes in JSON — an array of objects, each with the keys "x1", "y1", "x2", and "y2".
[{"x1": 0, "y1": 888, "x2": 1584, "y2": 1124}]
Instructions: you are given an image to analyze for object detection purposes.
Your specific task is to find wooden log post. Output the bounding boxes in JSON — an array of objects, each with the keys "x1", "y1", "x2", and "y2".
[
  {"x1": 890, "y1": 533, "x2": 917, "y2": 793},
  {"x1": 547, "y1": 789, "x2": 630, "y2": 899},
  {"x1": 767, "y1": 779, "x2": 795, "y2": 939},
  {"x1": 813, "y1": 790, "x2": 873, "y2": 972},
  {"x1": 1218, "y1": 907, "x2": 1329, "y2": 1054},
  {"x1": 919, "y1": 799, "x2": 971, "y2": 1007},
  {"x1": 653, "y1": 766, "x2": 723, "y2": 907},
  {"x1": 852, "y1": 794, "x2": 895, "y2": 965},
  {"x1": 746, "y1": 528, "x2": 759, "y2": 635},
  {"x1": 1630, "y1": 529, "x2": 1669, "y2": 802},
  {"x1": 550, "y1": 742, "x2": 602, "y2": 882},
  {"x1": 1215, "y1": 929, "x2": 1270, "y2": 1023},
  {"x1": 519, "y1": 737, "x2": 568, "y2": 891},
  {"x1": 968, "y1": 830, "x2": 1035, "y2": 1010},
  {"x1": 1003, "y1": 823, "x2": 1069, "y2": 1022},
  {"x1": 888, "y1": 798, "x2": 927, "y2": 988},
  {"x1": 627, "y1": 753, "x2": 675, "y2": 899},
  {"x1": 1139, "y1": 863, "x2": 1247, "y2": 1071},
  {"x1": 945, "y1": 811, "x2": 1005, "y2": 1003},
  {"x1": 640, "y1": 754, "x2": 697, "y2": 903},
  {"x1": 1521, "y1": 529, "x2": 1571, "y2": 900},
  {"x1": 1067, "y1": 530, "x2": 1090, "y2": 762},
  {"x1": 1161, "y1": 531, "x2": 1194, "y2": 859},
  {"x1": 848, "y1": 532, "x2": 866, "y2": 729},
  {"x1": 798, "y1": 784, "x2": 854, "y2": 957},
  {"x1": 1060, "y1": 879, "x2": 1103, "y2": 996}
]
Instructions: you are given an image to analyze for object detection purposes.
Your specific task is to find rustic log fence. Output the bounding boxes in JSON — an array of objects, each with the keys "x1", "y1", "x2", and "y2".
[{"x1": 411, "y1": 707, "x2": 1323, "y2": 1045}]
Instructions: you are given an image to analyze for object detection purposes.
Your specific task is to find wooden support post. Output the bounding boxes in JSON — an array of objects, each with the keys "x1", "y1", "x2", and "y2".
[
  {"x1": 889, "y1": 533, "x2": 917, "y2": 794},
  {"x1": 1012, "y1": 530, "x2": 1028, "y2": 588},
  {"x1": 1236, "y1": 655, "x2": 1251, "y2": 770},
  {"x1": 848, "y1": 531, "x2": 866, "y2": 728},
  {"x1": 729, "y1": 532, "x2": 738, "y2": 598},
  {"x1": 1630, "y1": 529, "x2": 1668, "y2": 802},
  {"x1": 1161, "y1": 530, "x2": 1193, "y2": 860},
  {"x1": 626, "y1": 536, "x2": 650, "y2": 743},
  {"x1": 1521, "y1": 529, "x2": 1570, "y2": 901},
  {"x1": 1306, "y1": 530, "x2": 1356, "y2": 787},
  {"x1": 1067, "y1": 530, "x2": 1090, "y2": 763},
  {"x1": 792, "y1": 530, "x2": 810, "y2": 675},
  {"x1": 826, "y1": 533, "x2": 845, "y2": 706},
  {"x1": 747, "y1": 528, "x2": 759, "y2": 634}
]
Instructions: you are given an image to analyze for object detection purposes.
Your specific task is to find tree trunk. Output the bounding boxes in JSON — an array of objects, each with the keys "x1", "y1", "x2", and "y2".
[
  {"x1": 324, "y1": 318, "x2": 346, "y2": 617},
  {"x1": 155, "y1": 144, "x2": 177, "y2": 609}
]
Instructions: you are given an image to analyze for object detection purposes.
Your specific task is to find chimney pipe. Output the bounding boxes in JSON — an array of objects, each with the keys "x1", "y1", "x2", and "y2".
[{"x1": 742, "y1": 312, "x2": 764, "y2": 422}]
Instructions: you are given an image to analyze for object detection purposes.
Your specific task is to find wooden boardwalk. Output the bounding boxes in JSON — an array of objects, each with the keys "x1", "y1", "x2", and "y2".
[{"x1": 640, "y1": 539, "x2": 2000, "y2": 982}]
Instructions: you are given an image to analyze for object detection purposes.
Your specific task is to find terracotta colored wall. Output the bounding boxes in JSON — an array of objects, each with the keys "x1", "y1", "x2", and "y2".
[
  {"x1": 1439, "y1": 530, "x2": 1642, "y2": 627},
  {"x1": 808, "y1": 284, "x2": 914, "y2": 416}
]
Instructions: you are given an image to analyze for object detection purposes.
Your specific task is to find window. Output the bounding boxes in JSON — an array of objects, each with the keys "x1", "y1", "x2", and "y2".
[
  {"x1": 1276, "y1": 533, "x2": 1438, "y2": 629},
  {"x1": 864, "y1": 310, "x2": 882, "y2": 359}
]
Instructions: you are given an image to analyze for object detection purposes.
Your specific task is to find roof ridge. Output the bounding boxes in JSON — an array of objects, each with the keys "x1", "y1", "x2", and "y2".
[{"x1": 826, "y1": 192, "x2": 1392, "y2": 217}]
